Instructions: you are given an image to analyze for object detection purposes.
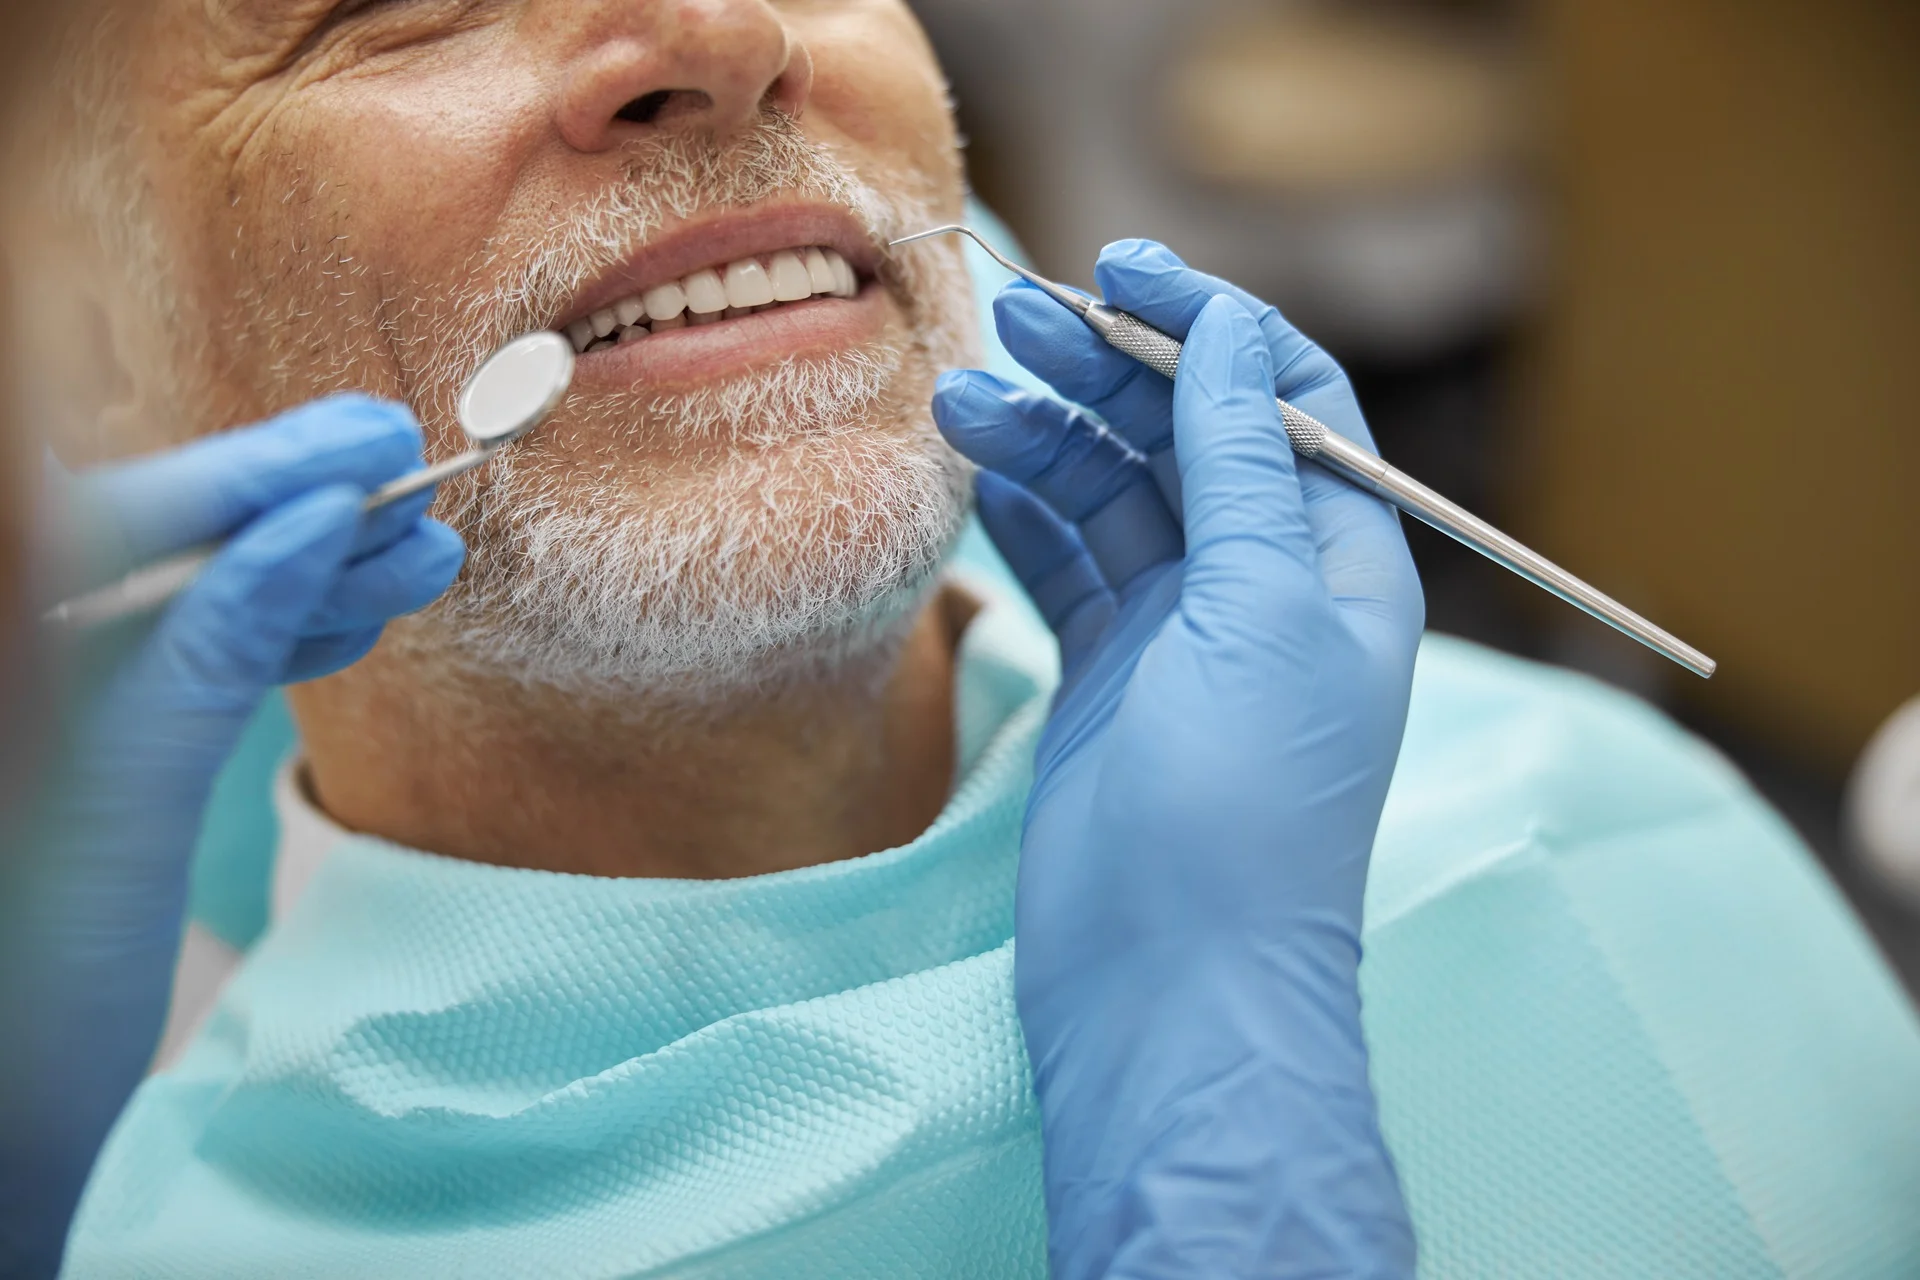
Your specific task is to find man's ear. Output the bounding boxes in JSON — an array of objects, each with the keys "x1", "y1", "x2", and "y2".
[{"x1": 7, "y1": 213, "x2": 154, "y2": 468}]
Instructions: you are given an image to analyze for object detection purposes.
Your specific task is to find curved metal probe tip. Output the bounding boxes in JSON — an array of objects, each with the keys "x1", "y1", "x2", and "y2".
[{"x1": 890, "y1": 225, "x2": 1092, "y2": 319}]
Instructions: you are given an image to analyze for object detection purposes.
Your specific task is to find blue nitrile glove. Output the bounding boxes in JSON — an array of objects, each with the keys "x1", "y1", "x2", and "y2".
[
  {"x1": 932, "y1": 239, "x2": 1425, "y2": 1279},
  {"x1": 0, "y1": 395, "x2": 465, "y2": 1278}
]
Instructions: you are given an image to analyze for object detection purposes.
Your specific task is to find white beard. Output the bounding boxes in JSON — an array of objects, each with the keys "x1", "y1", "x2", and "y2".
[
  {"x1": 409, "y1": 344, "x2": 976, "y2": 701},
  {"x1": 382, "y1": 116, "x2": 985, "y2": 702}
]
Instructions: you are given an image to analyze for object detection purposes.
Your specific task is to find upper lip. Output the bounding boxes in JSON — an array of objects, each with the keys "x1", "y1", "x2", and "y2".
[{"x1": 555, "y1": 201, "x2": 885, "y2": 329}]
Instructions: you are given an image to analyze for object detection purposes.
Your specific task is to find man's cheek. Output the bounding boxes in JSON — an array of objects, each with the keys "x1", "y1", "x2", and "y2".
[
  {"x1": 270, "y1": 81, "x2": 534, "y2": 278},
  {"x1": 804, "y1": 18, "x2": 954, "y2": 160}
]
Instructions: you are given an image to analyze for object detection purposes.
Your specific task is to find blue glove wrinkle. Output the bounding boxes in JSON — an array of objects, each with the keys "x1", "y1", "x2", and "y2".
[
  {"x1": 936, "y1": 371, "x2": 1182, "y2": 595},
  {"x1": 937, "y1": 371, "x2": 1145, "y2": 511},
  {"x1": 302, "y1": 518, "x2": 466, "y2": 637},
  {"x1": 972, "y1": 471, "x2": 1116, "y2": 680},
  {"x1": 993, "y1": 285, "x2": 1172, "y2": 455},
  {"x1": 347, "y1": 484, "x2": 438, "y2": 562}
]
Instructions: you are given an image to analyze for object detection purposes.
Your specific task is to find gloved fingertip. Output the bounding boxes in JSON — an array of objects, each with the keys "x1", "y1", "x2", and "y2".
[
  {"x1": 1181, "y1": 295, "x2": 1273, "y2": 390},
  {"x1": 992, "y1": 279, "x2": 1074, "y2": 331},
  {"x1": 932, "y1": 369, "x2": 1021, "y2": 439},
  {"x1": 414, "y1": 518, "x2": 468, "y2": 580},
  {"x1": 1095, "y1": 238, "x2": 1185, "y2": 278},
  {"x1": 284, "y1": 624, "x2": 386, "y2": 684},
  {"x1": 932, "y1": 368, "x2": 977, "y2": 402},
  {"x1": 935, "y1": 367, "x2": 1016, "y2": 405}
]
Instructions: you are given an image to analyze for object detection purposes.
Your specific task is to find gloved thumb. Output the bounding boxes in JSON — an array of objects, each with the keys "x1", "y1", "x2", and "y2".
[
  {"x1": 129, "y1": 483, "x2": 365, "y2": 721},
  {"x1": 1172, "y1": 295, "x2": 1320, "y2": 641}
]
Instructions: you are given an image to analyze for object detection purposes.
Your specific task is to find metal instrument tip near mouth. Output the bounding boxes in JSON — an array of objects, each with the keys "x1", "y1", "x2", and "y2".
[
  {"x1": 890, "y1": 225, "x2": 1093, "y2": 319},
  {"x1": 897, "y1": 224, "x2": 1716, "y2": 680}
]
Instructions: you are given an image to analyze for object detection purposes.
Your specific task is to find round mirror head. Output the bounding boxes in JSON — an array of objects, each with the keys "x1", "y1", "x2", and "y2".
[{"x1": 457, "y1": 330, "x2": 574, "y2": 445}]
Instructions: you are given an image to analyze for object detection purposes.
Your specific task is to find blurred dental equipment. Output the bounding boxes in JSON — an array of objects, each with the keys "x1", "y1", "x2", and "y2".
[
  {"x1": 897, "y1": 225, "x2": 1716, "y2": 679},
  {"x1": 1846, "y1": 694, "x2": 1920, "y2": 912},
  {"x1": 42, "y1": 331, "x2": 572, "y2": 632}
]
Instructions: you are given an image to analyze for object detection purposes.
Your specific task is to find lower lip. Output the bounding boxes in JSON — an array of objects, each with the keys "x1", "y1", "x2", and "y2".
[{"x1": 565, "y1": 285, "x2": 891, "y2": 392}]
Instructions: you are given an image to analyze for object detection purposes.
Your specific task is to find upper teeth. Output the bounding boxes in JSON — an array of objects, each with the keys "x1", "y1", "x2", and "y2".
[{"x1": 563, "y1": 246, "x2": 859, "y2": 354}]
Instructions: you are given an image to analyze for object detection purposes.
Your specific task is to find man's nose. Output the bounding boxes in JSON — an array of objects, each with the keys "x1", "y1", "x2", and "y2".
[{"x1": 551, "y1": 0, "x2": 813, "y2": 153}]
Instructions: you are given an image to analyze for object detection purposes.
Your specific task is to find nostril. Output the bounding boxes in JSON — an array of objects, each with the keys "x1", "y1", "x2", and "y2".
[{"x1": 616, "y1": 90, "x2": 675, "y2": 125}]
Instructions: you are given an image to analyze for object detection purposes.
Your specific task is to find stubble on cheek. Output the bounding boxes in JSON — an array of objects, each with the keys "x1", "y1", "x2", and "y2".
[
  {"x1": 211, "y1": 146, "x2": 416, "y2": 414},
  {"x1": 148, "y1": 84, "x2": 460, "y2": 453}
]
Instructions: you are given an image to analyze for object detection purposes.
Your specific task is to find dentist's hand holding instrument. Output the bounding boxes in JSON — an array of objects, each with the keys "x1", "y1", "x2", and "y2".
[
  {"x1": 932, "y1": 239, "x2": 1422, "y2": 1278},
  {"x1": 2, "y1": 335, "x2": 568, "y2": 1278}
]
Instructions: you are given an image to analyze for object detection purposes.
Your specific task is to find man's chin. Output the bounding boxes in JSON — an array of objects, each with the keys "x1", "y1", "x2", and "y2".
[{"x1": 401, "y1": 422, "x2": 973, "y2": 704}]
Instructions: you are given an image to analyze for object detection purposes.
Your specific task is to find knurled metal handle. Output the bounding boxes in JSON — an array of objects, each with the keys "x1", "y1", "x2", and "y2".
[
  {"x1": 1100, "y1": 309, "x2": 1184, "y2": 379},
  {"x1": 1097, "y1": 308, "x2": 1330, "y2": 458}
]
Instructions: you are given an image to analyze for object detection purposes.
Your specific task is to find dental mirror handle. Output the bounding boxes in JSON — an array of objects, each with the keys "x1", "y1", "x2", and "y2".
[
  {"x1": 39, "y1": 443, "x2": 500, "y2": 633},
  {"x1": 1084, "y1": 302, "x2": 1718, "y2": 680}
]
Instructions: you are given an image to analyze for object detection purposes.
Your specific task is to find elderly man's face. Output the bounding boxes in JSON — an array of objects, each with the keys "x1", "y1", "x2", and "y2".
[{"x1": 92, "y1": 0, "x2": 978, "y2": 692}]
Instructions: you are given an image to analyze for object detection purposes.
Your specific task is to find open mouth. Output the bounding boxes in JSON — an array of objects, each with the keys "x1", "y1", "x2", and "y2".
[{"x1": 560, "y1": 246, "x2": 862, "y2": 354}]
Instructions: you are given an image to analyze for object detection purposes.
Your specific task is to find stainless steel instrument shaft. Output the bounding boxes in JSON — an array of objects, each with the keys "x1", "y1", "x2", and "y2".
[{"x1": 894, "y1": 225, "x2": 1715, "y2": 680}]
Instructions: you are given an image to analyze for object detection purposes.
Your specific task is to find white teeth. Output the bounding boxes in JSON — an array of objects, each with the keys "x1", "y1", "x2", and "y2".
[
  {"x1": 723, "y1": 259, "x2": 775, "y2": 308},
  {"x1": 805, "y1": 247, "x2": 836, "y2": 294},
  {"x1": 683, "y1": 267, "x2": 727, "y2": 315},
  {"x1": 643, "y1": 281, "x2": 686, "y2": 321},
  {"x1": 826, "y1": 250, "x2": 856, "y2": 298},
  {"x1": 563, "y1": 245, "x2": 861, "y2": 351},
  {"x1": 769, "y1": 250, "x2": 812, "y2": 302}
]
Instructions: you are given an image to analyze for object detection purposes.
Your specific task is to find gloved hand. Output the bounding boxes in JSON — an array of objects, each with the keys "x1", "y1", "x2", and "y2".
[
  {"x1": 932, "y1": 239, "x2": 1425, "y2": 1278},
  {"x1": 0, "y1": 395, "x2": 465, "y2": 1278}
]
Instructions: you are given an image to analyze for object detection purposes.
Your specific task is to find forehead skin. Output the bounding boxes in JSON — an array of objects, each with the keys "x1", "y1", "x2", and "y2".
[{"x1": 121, "y1": 0, "x2": 958, "y2": 426}]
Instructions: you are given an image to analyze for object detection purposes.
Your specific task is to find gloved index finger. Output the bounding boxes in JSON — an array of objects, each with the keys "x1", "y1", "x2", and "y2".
[{"x1": 78, "y1": 394, "x2": 424, "y2": 566}]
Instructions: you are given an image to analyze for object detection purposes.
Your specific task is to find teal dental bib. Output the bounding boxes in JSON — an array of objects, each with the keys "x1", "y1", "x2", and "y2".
[{"x1": 66, "y1": 622, "x2": 1920, "y2": 1278}]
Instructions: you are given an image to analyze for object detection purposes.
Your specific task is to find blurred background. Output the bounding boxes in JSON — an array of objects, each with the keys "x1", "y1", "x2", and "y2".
[{"x1": 908, "y1": 0, "x2": 1920, "y2": 989}]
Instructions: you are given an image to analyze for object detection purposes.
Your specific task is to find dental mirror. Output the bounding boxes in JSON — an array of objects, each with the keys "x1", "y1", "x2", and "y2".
[
  {"x1": 459, "y1": 329, "x2": 575, "y2": 445},
  {"x1": 364, "y1": 329, "x2": 575, "y2": 509}
]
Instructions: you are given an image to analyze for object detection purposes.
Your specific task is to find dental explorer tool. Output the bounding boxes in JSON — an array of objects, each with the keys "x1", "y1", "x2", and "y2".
[
  {"x1": 43, "y1": 330, "x2": 575, "y2": 633},
  {"x1": 895, "y1": 225, "x2": 1716, "y2": 680}
]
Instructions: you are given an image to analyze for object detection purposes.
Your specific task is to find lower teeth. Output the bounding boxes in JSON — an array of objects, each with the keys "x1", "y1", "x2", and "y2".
[{"x1": 576, "y1": 297, "x2": 815, "y2": 350}]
